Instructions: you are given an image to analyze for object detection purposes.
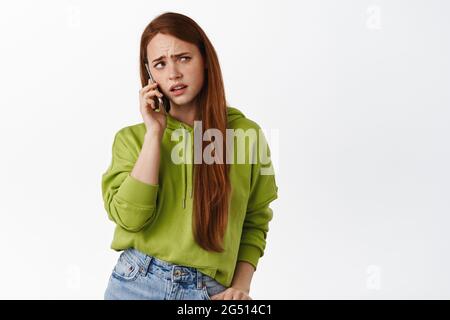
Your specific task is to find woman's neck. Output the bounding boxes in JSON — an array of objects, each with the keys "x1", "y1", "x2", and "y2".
[{"x1": 169, "y1": 101, "x2": 199, "y2": 127}]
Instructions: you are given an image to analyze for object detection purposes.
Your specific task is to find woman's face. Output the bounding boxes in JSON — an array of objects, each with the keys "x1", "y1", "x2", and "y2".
[{"x1": 146, "y1": 33, "x2": 205, "y2": 107}]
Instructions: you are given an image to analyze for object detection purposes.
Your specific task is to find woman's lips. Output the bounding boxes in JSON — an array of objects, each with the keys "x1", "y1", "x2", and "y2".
[{"x1": 171, "y1": 85, "x2": 188, "y2": 96}]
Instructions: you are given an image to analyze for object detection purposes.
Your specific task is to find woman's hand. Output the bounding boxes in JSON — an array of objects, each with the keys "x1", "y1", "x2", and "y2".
[
  {"x1": 139, "y1": 79, "x2": 167, "y2": 137},
  {"x1": 210, "y1": 287, "x2": 253, "y2": 300}
]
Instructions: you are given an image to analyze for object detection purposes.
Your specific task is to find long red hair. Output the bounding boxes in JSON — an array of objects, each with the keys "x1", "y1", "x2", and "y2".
[{"x1": 139, "y1": 12, "x2": 231, "y2": 252}]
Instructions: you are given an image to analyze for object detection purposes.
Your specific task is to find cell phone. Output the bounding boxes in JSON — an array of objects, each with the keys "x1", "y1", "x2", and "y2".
[{"x1": 144, "y1": 62, "x2": 166, "y2": 113}]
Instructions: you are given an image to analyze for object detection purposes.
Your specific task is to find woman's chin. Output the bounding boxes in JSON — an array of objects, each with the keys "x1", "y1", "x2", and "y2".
[{"x1": 170, "y1": 95, "x2": 195, "y2": 106}]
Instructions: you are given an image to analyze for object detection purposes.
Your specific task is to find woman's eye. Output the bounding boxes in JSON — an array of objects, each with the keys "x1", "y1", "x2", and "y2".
[{"x1": 154, "y1": 57, "x2": 190, "y2": 69}]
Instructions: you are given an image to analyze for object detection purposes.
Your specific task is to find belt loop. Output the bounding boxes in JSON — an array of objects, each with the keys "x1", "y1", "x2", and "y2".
[
  {"x1": 196, "y1": 269, "x2": 203, "y2": 290},
  {"x1": 141, "y1": 254, "x2": 153, "y2": 276},
  {"x1": 171, "y1": 265, "x2": 176, "y2": 283}
]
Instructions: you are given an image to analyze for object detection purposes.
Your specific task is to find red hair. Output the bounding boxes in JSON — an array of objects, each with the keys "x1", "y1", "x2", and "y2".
[{"x1": 139, "y1": 12, "x2": 231, "y2": 252}]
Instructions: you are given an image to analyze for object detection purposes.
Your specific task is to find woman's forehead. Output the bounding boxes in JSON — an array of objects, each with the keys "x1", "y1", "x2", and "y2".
[{"x1": 147, "y1": 34, "x2": 196, "y2": 58}]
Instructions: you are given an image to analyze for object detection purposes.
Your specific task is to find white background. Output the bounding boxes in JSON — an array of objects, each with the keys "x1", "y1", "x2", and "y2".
[{"x1": 0, "y1": 0, "x2": 449, "y2": 299}]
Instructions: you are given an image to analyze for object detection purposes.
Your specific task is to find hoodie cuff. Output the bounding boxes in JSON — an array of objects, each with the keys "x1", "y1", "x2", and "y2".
[
  {"x1": 237, "y1": 244, "x2": 262, "y2": 271},
  {"x1": 116, "y1": 174, "x2": 159, "y2": 207}
]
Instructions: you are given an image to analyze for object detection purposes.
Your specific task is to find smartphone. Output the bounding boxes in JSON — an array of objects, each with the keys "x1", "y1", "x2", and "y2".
[{"x1": 144, "y1": 62, "x2": 167, "y2": 113}]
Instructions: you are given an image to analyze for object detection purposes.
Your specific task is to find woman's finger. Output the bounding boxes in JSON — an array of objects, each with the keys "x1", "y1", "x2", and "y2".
[
  {"x1": 144, "y1": 98, "x2": 157, "y2": 110},
  {"x1": 143, "y1": 89, "x2": 163, "y2": 99},
  {"x1": 140, "y1": 82, "x2": 158, "y2": 95},
  {"x1": 211, "y1": 292, "x2": 224, "y2": 300}
]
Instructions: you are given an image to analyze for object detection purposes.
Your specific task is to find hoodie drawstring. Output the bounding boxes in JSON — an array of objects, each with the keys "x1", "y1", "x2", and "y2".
[
  {"x1": 181, "y1": 125, "x2": 194, "y2": 209},
  {"x1": 189, "y1": 134, "x2": 193, "y2": 200},
  {"x1": 181, "y1": 124, "x2": 187, "y2": 209},
  {"x1": 166, "y1": 106, "x2": 243, "y2": 210}
]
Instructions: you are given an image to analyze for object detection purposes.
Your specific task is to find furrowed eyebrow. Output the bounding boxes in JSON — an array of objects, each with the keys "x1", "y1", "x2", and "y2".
[{"x1": 151, "y1": 52, "x2": 191, "y2": 63}]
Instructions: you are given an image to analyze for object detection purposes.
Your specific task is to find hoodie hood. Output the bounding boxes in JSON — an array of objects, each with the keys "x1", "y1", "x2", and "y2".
[
  {"x1": 165, "y1": 106, "x2": 246, "y2": 131},
  {"x1": 164, "y1": 106, "x2": 246, "y2": 209}
]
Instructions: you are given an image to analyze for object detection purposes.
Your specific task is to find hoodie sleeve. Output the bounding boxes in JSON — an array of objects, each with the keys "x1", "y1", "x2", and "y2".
[
  {"x1": 101, "y1": 129, "x2": 159, "y2": 232},
  {"x1": 236, "y1": 129, "x2": 279, "y2": 270}
]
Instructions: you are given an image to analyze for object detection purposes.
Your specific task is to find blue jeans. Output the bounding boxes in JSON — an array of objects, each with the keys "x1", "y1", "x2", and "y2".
[{"x1": 104, "y1": 247, "x2": 228, "y2": 300}]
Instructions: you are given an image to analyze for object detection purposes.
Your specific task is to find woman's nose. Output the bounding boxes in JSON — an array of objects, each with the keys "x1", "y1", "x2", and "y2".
[{"x1": 168, "y1": 63, "x2": 182, "y2": 80}]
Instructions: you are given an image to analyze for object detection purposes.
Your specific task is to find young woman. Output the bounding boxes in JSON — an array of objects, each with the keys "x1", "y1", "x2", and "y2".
[{"x1": 101, "y1": 12, "x2": 278, "y2": 300}]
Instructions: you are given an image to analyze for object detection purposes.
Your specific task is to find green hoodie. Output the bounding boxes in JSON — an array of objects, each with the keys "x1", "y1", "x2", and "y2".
[{"x1": 101, "y1": 106, "x2": 278, "y2": 287}]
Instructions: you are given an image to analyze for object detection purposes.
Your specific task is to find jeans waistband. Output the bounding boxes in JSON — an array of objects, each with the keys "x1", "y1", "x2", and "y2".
[{"x1": 122, "y1": 247, "x2": 207, "y2": 290}]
